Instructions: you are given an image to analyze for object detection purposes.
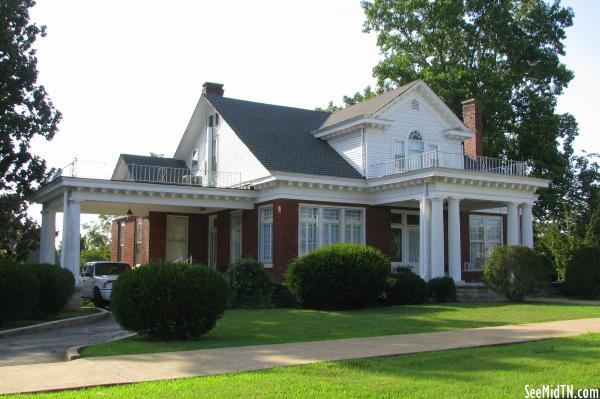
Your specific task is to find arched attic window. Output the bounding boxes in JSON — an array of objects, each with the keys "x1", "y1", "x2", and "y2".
[
  {"x1": 408, "y1": 130, "x2": 424, "y2": 158},
  {"x1": 410, "y1": 98, "x2": 420, "y2": 111}
]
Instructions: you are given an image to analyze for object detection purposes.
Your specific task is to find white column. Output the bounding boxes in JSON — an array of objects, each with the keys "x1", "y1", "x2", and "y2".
[
  {"x1": 447, "y1": 197, "x2": 462, "y2": 282},
  {"x1": 430, "y1": 197, "x2": 445, "y2": 279},
  {"x1": 39, "y1": 207, "x2": 56, "y2": 264},
  {"x1": 507, "y1": 202, "x2": 519, "y2": 245},
  {"x1": 521, "y1": 203, "x2": 534, "y2": 248},
  {"x1": 419, "y1": 197, "x2": 431, "y2": 280},
  {"x1": 61, "y1": 191, "x2": 81, "y2": 287}
]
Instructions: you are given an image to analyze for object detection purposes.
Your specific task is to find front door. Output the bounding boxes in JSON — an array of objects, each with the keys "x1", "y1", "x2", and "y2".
[
  {"x1": 208, "y1": 215, "x2": 217, "y2": 269},
  {"x1": 166, "y1": 215, "x2": 188, "y2": 262},
  {"x1": 390, "y1": 225, "x2": 403, "y2": 269}
]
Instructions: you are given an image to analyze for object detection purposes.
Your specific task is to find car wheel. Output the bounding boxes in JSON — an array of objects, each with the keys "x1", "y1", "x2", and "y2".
[{"x1": 93, "y1": 288, "x2": 106, "y2": 308}]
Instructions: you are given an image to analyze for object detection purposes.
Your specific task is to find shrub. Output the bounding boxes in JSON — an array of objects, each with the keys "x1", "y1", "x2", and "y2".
[
  {"x1": 26, "y1": 264, "x2": 75, "y2": 317},
  {"x1": 286, "y1": 243, "x2": 390, "y2": 310},
  {"x1": 224, "y1": 258, "x2": 272, "y2": 308},
  {"x1": 271, "y1": 282, "x2": 298, "y2": 308},
  {"x1": 428, "y1": 277, "x2": 456, "y2": 303},
  {"x1": 565, "y1": 245, "x2": 600, "y2": 299},
  {"x1": 111, "y1": 261, "x2": 229, "y2": 339},
  {"x1": 483, "y1": 245, "x2": 551, "y2": 302},
  {"x1": 381, "y1": 270, "x2": 429, "y2": 305},
  {"x1": 0, "y1": 261, "x2": 40, "y2": 325}
]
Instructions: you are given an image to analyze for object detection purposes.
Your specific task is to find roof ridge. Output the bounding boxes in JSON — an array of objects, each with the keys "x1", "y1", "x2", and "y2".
[{"x1": 204, "y1": 93, "x2": 331, "y2": 115}]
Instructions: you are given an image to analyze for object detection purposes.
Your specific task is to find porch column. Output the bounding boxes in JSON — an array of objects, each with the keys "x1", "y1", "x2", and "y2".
[
  {"x1": 507, "y1": 202, "x2": 519, "y2": 245},
  {"x1": 447, "y1": 197, "x2": 462, "y2": 282},
  {"x1": 521, "y1": 203, "x2": 534, "y2": 248},
  {"x1": 419, "y1": 197, "x2": 431, "y2": 280},
  {"x1": 430, "y1": 197, "x2": 445, "y2": 279},
  {"x1": 61, "y1": 191, "x2": 81, "y2": 286},
  {"x1": 40, "y1": 206, "x2": 56, "y2": 264}
]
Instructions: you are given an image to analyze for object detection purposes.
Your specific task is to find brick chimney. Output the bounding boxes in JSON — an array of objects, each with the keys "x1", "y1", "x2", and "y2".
[
  {"x1": 462, "y1": 98, "x2": 483, "y2": 157},
  {"x1": 202, "y1": 82, "x2": 224, "y2": 96}
]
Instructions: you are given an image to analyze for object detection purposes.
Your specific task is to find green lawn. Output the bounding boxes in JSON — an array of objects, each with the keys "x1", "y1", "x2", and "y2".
[
  {"x1": 0, "y1": 310, "x2": 93, "y2": 331},
  {"x1": 17, "y1": 333, "x2": 600, "y2": 398},
  {"x1": 82, "y1": 302, "x2": 600, "y2": 357}
]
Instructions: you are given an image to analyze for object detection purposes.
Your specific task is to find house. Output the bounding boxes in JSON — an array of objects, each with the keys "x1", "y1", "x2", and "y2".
[{"x1": 33, "y1": 80, "x2": 549, "y2": 283}]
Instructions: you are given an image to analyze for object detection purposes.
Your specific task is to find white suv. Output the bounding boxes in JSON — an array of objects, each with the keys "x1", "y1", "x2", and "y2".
[{"x1": 81, "y1": 261, "x2": 131, "y2": 307}]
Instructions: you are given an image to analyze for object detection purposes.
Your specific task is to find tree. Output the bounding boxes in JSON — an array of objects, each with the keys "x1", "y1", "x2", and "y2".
[
  {"x1": 317, "y1": 86, "x2": 379, "y2": 111},
  {"x1": 80, "y1": 215, "x2": 113, "y2": 268},
  {"x1": 0, "y1": 0, "x2": 61, "y2": 260},
  {"x1": 357, "y1": 0, "x2": 576, "y2": 220}
]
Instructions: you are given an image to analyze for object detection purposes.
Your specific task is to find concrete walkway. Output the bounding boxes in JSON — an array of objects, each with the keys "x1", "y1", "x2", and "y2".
[
  {"x1": 1, "y1": 317, "x2": 599, "y2": 395},
  {"x1": 527, "y1": 297, "x2": 600, "y2": 306},
  {"x1": 0, "y1": 314, "x2": 131, "y2": 367}
]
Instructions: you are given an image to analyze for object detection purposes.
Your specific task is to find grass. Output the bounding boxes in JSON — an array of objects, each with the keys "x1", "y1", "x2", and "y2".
[
  {"x1": 14, "y1": 333, "x2": 600, "y2": 398},
  {"x1": 0, "y1": 310, "x2": 93, "y2": 331},
  {"x1": 81, "y1": 301, "x2": 600, "y2": 357}
]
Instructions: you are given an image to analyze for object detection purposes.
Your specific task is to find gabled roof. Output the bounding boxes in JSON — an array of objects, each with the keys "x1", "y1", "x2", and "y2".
[
  {"x1": 204, "y1": 94, "x2": 363, "y2": 179},
  {"x1": 119, "y1": 154, "x2": 189, "y2": 170},
  {"x1": 320, "y1": 80, "x2": 421, "y2": 129}
]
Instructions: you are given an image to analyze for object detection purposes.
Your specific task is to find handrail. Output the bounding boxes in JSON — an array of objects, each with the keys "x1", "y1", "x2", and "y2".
[{"x1": 367, "y1": 150, "x2": 528, "y2": 178}]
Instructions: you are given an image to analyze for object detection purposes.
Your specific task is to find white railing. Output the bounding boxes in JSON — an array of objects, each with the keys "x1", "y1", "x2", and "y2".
[
  {"x1": 41, "y1": 159, "x2": 244, "y2": 189},
  {"x1": 368, "y1": 150, "x2": 528, "y2": 178},
  {"x1": 173, "y1": 256, "x2": 193, "y2": 264}
]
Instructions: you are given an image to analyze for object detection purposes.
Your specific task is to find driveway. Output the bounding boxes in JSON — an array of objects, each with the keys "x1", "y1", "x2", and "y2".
[{"x1": 0, "y1": 314, "x2": 131, "y2": 366}]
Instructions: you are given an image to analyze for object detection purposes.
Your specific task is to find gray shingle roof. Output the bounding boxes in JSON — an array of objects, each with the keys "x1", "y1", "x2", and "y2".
[
  {"x1": 119, "y1": 154, "x2": 189, "y2": 169},
  {"x1": 204, "y1": 94, "x2": 363, "y2": 179},
  {"x1": 321, "y1": 80, "x2": 420, "y2": 129}
]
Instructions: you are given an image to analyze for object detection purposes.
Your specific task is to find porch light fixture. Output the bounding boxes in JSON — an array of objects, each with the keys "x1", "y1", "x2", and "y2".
[{"x1": 126, "y1": 209, "x2": 133, "y2": 219}]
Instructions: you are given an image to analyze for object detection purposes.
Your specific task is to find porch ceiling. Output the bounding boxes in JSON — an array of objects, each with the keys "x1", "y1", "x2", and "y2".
[{"x1": 33, "y1": 177, "x2": 257, "y2": 214}]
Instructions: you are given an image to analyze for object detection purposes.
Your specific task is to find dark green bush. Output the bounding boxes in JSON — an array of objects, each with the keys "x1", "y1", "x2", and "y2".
[
  {"x1": 111, "y1": 261, "x2": 229, "y2": 339},
  {"x1": 381, "y1": 270, "x2": 429, "y2": 305},
  {"x1": 483, "y1": 245, "x2": 551, "y2": 302},
  {"x1": 286, "y1": 243, "x2": 390, "y2": 310},
  {"x1": 0, "y1": 261, "x2": 40, "y2": 325},
  {"x1": 224, "y1": 258, "x2": 272, "y2": 308},
  {"x1": 428, "y1": 277, "x2": 456, "y2": 303},
  {"x1": 271, "y1": 282, "x2": 298, "y2": 308},
  {"x1": 565, "y1": 245, "x2": 600, "y2": 299},
  {"x1": 26, "y1": 264, "x2": 75, "y2": 317}
]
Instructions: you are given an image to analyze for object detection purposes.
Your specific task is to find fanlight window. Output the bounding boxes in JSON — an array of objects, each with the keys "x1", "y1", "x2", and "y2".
[
  {"x1": 408, "y1": 130, "x2": 423, "y2": 141},
  {"x1": 410, "y1": 98, "x2": 420, "y2": 111},
  {"x1": 408, "y1": 130, "x2": 424, "y2": 158}
]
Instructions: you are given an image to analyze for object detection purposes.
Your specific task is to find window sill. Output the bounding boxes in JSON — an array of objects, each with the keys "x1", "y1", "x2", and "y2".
[{"x1": 262, "y1": 263, "x2": 273, "y2": 268}]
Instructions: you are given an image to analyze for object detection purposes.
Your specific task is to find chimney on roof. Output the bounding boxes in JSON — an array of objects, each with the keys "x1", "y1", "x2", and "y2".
[
  {"x1": 202, "y1": 82, "x2": 224, "y2": 96},
  {"x1": 462, "y1": 98, "x2": 483, "y2": 157}
]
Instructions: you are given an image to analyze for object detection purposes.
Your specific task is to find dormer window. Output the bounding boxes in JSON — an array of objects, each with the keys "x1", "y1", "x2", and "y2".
[{"x1": 410, "y1": 99, "x2": 420, "y2": 111}]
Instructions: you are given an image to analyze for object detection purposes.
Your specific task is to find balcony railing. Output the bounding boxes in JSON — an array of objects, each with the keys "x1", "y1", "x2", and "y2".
[
  {"x1": 42, "y1": 159, "x2": 244, "y2": 189},
  {"x1": 367, "y1": 150, "x2": 528, "y2": 179}
]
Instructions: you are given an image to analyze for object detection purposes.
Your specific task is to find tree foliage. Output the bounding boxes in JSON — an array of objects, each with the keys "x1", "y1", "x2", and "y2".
[
  {"x1": 0, "y1": 0, "x2": 61, "y2": 260},
  {"x1": 80, "y1": 215, "x2": 113, "y2": 267}
]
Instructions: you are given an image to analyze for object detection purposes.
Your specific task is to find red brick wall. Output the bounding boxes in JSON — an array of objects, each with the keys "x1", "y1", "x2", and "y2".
[
  {"x1": 140, "y1": 218, "x2": 150, "y2": 265},
  {"x1": 462, "y1": 98, "x2": 484, "y2": 157},
  {"x1": 242, "y1": 208, "x2": 258, "y2": 260},
  {"x1": 188, "y1": 214, "x2": 208, "y2": 265},
  {"x1": 216, "y1": 210, "x2": 230, "y2": 271},
  {"x1": 272, "y1": 199, "x2": 299, "y2": 280},
  {"x1": 366, "y1": 205, "x2": 391, "y2": 257},
  {"x1": 148, "y1": 212, "x2": 167, "y2": 261}
]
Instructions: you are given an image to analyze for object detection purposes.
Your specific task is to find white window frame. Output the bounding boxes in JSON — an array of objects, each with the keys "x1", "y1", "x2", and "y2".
[
  {"x1": 390, "y1": 209, "x2": 420, "y2": 272},
  {"x1": 469, "y1": 215, "x2": 503, "y2": 270},
  {"x1": 118, "y1": 221, "x2": 125, "y2": 262},
  {"x1": 165, "y1": 215, "x2": 188, "y2": 262},
  {"x1": 134, "y1": 217, "x2": 143, "y2": 266},
  {"x1": 258, "y1": 205, "x2": 273, "y2": 267},
  {"x1": 298, "y1": 204, "x2": 366, "y2": 256},
  {"x1": 230, "y1": 210, "x2": 243, "y2": 263}
]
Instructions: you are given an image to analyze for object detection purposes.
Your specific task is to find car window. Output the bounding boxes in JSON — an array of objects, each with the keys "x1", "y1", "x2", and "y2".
[
  {"x1": 94, "y1": 263, "x2": 130, "y2": 276},
  {"x1": 84, "y1": 265, "x2": 93, "y2": 277}
]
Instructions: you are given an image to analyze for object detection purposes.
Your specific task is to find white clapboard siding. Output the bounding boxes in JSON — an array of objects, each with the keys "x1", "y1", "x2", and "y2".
[{"x1": 328, "y1": 130, "x2": 364, "y2": 175}]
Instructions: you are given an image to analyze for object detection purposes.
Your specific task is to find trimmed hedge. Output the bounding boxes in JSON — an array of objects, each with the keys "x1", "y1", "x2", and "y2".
[
  {"x1": 428, "y1": 277, "x2": 456, "y2": 303},
  {"x1": 271, "y1": 282, "x2": 298, "y2": 308},
  {"x1": 26, "y1": 264, "x2": 75, "y2": 317},
  {"x1": 483, "y1": 245, "x2": 551, "y2": 302},
  {"x1": 224, "y1": 258, "x2": 272, "y2": 308},
  {"x1": 286, "y1": 243, "x2": 390, "y2": 310},
  {"x1": 382, "y1": 270, "x2": 429, "y2": 305},
  {"x1": 111, "y1": 261, "x2": 229, "y2": 339},
  {"x1": 0, "y1": 261, "x2": 40, "y2": 325},
  {"x1": 565, "y1": 245, "x2": 600, "y2": 299}
]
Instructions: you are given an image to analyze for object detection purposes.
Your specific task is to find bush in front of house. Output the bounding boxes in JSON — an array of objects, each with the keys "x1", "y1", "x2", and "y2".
[
  {"x1": 381, "y1": 270, "x2": 429, "y2": 305},
  {"x1": 25, "y1": 264, "x2": 75, "y2": 317},
  {"x1": 428, "y1": 277, "x2": 457, "y2": 303},
  {"x1": 224, "y1": 258, "x2": 273, "y2": 308},
  {"x1": 0, "y1": 261, "x2": 41, "y2": 325},
  {"x1": 111, "y1": 261, "x2": 229, "y2": 339},
  {"x1": 271, "y1": 282, "x2": 298, "y2": 308},
  {"x1": 286, "y1": 243, "x2": 390, "y2": 310},
  {"x1": 564, "y1": 245, "x2": 600, "y2": 299},
  {"x1": 483, "y1": 245, "x2": 551, "y2": 302}
]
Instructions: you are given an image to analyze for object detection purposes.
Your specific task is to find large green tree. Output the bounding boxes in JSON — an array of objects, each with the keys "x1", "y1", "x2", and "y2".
[
  {"x1": 357, "y1": 0, "x2": 576, "y2": 220},
  {"x1": 0, "y1": 0, "x2": 61, "y2": 260}
]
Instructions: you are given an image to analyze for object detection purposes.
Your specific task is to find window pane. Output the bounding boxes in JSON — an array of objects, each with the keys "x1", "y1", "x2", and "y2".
[
  {"x1": 471, "y1": 242, "x2": 485, "y2": 267},
  {"x1": 486, "y1": 219, "x2": 502, "y2": 242},
  {"x1": 406, "y1": 214, "x2": 420, "y2": 225},
  {"x1": 393, "y1": 140, "x2": 405, "y2": 159},
  {"x1": 344, "y1": 224, "x2": 362, "y2": 244},
  {"x1": 390, "y1": 228, "x2": 402, "y2": 262},
  {"x1": 323, "y1": 208, "x2": 340, "y2": 221},
  {"x1": 345, "y1": 209, "x2": 362, "y2": 223},
  {"x1": 260, "y1": 206, "x2": 273, "y2": 222},
  {"x1": 300, "y1": 206, "x2": 318, "y2": 221},
  {"x1": 470, "y1": 218, "x2": 484, "y2": 241},
  {"x1": 300, "y1": 222, "x2": 318, "y2": 254},
  {"x1": 390, "y1": 212, "x2": 403, "y2": 224},
  {"x1": 259, "y1": 206, "x2": 272, "y2": 263},
  {"x1": 408, "y1": 228, "x2": 420, "y2": 262},
  {"x1": 323, "y1": 223, "x2": 340, "y2": 246}
]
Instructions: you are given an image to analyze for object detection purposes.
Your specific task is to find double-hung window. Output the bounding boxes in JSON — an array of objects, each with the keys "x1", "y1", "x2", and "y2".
[
  {"x1": 393, "y1": 139, "x2": 405, "y2": 173},
  {"x1": 298, "y1": 205, "x2": 365, "y2": 255},
  {"x1": 134, "y1": 217, "x2": 142, "y2": 265},
  {"x1": 118, "y1": 221, "x2": 125, "y2": 262},
  {"x1": 469, "y1": 216, "x2": 503, "y2": 269},
  {"x1": 259, "y1": 206, "x2": 273, "y2": 265}
]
